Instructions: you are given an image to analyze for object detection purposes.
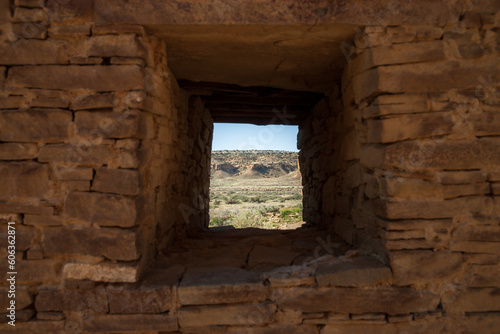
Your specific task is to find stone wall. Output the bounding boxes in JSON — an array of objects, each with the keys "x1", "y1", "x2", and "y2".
[
  {"x1": 0, "y1": 0, "x2": 212, "y2": 307},
  {"x1": 0, "y1": 0, "x2": 499, "y2": 333}
]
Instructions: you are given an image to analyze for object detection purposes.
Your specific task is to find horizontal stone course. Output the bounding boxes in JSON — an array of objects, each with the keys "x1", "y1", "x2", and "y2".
[
  {"x1": 0, "y1": 162, "x2": 54, "y2": 201},
  {"x1": 7, "y1": 65, "x2": 143, "y2": 91},
  {"x1": 353, "y1": 57, "x2": 500, "y2": 103},
  {"x1": 86, "y1": 34, "x2": 147, "y2": 58},
  {"x1": 0, "y1": 143, "x2": 38, "y2": 160},
  {"x1": 366, "y1": 112, "x2": 453, "y2": 143},
  {"x1": 363, "y1": 138, "x2": 500, "y2": 171},
  {"x1": 0, "y1": 40, "x2": 68, "y2": 65},
  {"x1": 315, "y1": 256, "x2": 391, "y2": 287},
  {"x1": 35, "y1": 287, "x2": 108, "y2": 313},
  {"x1": 38, "y1": 143, "x2": 139, "y2": 168},
  {"x1": 64, "y1": 191, "x2": 138, "y2": 226},
  {"x1": 75, "y1": 110, "x2": 141, "y2": 139},
  {"x1": 71, "y1": 93, "x2": 115, "y2": 110},
  {"x1": 373, "y1": 196, "x2": 492, "y2": 220},
  {"x1": 0, "y1": 109, "x2": 71, "y2": 143},
  {"x1": 178, "y1": 302, "x2": 276, "y2": 327},
  {"x1": 62, "y1": 262, "x2": 140, "y2": 283},
  {"x1": 390, "y1": 251, "x2": 464, "y2": 285},
  {"x1": 272, "y1": 287, "x2": 439, "y2": 314},
  {"x1": 41, "y1": 225, "x2": 140, "y2": 261},
  {"x1": 179, "y1": 267, "x2": 267, "y2": 305},
  {"x1": 83, "y1": 314, "x2": 178, "y2": 333}
]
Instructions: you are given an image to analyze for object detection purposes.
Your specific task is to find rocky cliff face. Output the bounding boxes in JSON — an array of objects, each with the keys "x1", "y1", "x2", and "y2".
[{"x1": 211, "y1": 150, "x2": 299, "y2": 178}]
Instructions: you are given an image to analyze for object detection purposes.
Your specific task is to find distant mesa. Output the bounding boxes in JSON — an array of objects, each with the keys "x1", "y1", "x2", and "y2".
[{"x1": 211, "y1": 150, "x2": 299, "y2": 179}]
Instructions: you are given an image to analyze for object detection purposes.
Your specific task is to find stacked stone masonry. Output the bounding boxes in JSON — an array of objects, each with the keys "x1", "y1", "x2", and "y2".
[{"x1": 0, "y1": 0, "x2": 499, "y2": 333}]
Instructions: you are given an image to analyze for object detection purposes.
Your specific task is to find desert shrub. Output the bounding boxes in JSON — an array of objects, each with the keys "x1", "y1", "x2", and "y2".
[
  {"x1": 279, "y1": 207, "x2": 303, "y2": 221},
  {"x1": 210, "y1": 215, "x2": 233, "y2": 227}
]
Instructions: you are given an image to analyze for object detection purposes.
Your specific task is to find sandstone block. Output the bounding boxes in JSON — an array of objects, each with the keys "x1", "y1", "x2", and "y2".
[
  {"x1": 11, "y1": 22, "x2": 48, "y2": 39},
  {"x1": 272, "y1": 287, "x2": 439, "y2": 315},
  {"x1": 63, "y1": 262, "x2": 139, "y2": 283},
  {"x1": 178, "y1": 302, "x2": 276, "y2": 327},
  {"x1": 390, "y1": 251, "x2": 464, "y2": 286},
  {"x1": 373, "y1": 196, "x2": 492, "y2": 220},
  {"x1": 461, "y1": 312, "x2": 500, "y2": 334},
  {"x1": 350, "y1": 40, "x2": 445, "y2": 77},
  {"x1": 450, "y1": 241, "x2": 500, "y2": 254},
  {"x1": 0, "y1": 0, "x2": 8, "y2": 24},
  {"x1": 366, "y1": 138, "x2": 500, "y2": 171},
  {"x1": 35, "y1": 286, "x2": 108, "y2": 313},
  {"x1": 443, "y1": 287, "x2": 500, "y2": 313},
  {"x1": 13, "y1": 7, "x2": 46, "y2": 22},
  {"x1": 30, "y1": 97, "x2": 69, "y2": 108},
  {"x1": 466, "y1": 265, "x2": 500, "y2": 287},
  {"x1": 8, "y1": 65, "x2": 143, "y2": 91},
  {"x1": 24, "y1": 214, "x2": 63, "y2": 226},
  {"x1": 71, "y1": 93, "x2": 114, "y2": 110},
  {"x1": 321, "y1": 319, "x2": 447, "y2": 334},
  {"x1": 83, "y1": 314, "x2": 178, "y2": 333},
  {"x1": 75, "y1": 110, "x2": 141, "y2": 139},
  {"x1": 46, "y1": 0, "x2": 93, "y2": 22},
  {"x1": 471, "y1": 112, "x2": 500, "y2": 137},
  {"x1": 15, "y1": 0, "x2": 45, "y2": 7},
  {"x1": 86, "y1": 34, "x2": 146, "y2": 58},
  {"x1": 0, "y1": 203, "x2": 53, "y2": 215},
  {"x1": 0, "y1": 96, "x2": 26, "y2": 109},
  {"x1": 51, "y1": 167, "x2": 93, "y2": 181},
  {"x1": 107, "y1": 284, "x2": 172, "y2": 313},
  {"x1": 0, "y1": 286, "x2": 33, "y2": 310},
  {"x1": 41, "y1": 225, "x2": 140, "y2": 261},
  {"x1": 0, "y1": 109, "x2": 71, "y2": 143},
  {"x1": 453, "y1": 226, "x2": 500, "y2": 242},
  {"x1": 0, "y1": 40, "x2": 67, "y2": 65},
  {"x1": 367, "y1": 112, "x2": 453, "y2": 143},
  {"x1": 0, "y1": 143, "x2": 37, "y2": 160},
  {"x1": 16, "y1": 259, "x2": 60, "y2": 284},
  {"x1": 0, "y1": 321, "x2": 64, "y2": 333},
  {"x1": 92, "y1": 25, "x2": 145, "y2": 36},
  {"x1": 39, "y1": 144, "x2": 137, "y2": 168},
  {"x1": 179, "y1": 267, "x2": 267, "y2": 305},
  {"x1": 438, "y1": 171, "x2": 487, "y2": 184},
  {"x1": 48, "y1": 24, "x2": 91, "y2": 37},
  {"x1": 0, "y1": 223, "x2": 34, "y2": 251},
  {"x1": 353, "y1": 57, "x2": 500, "y2": 103},
  {"x1": 64, "y1": 191, "x2": 138, "y2": 227},
  {"x1": 493, "y1": 183, "x2": 500, "y2": 195},
  {"x1": 0, "y1": 162, "x2": 53, "y2": 201},
  {"x1": 316, "y1": 256, "x2": 391, "y2": 287}
]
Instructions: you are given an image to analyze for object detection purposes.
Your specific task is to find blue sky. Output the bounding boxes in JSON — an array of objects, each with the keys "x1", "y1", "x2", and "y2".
[{"x1": 212, "y1": 123, "x2": 299, "y2": 152}]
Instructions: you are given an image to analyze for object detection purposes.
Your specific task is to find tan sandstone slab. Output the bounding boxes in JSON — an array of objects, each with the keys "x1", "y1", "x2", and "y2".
[
  {"x1": 35, "y1": 286, "x2": 108, "y2": 313},
  {"x1": 178, "y1": 302, "x2": 276, "y2": 327},
  {"x1": 41, "y1": 225, "x2": 140, "y2": 261},
  {"x1": 272, "y1": 287, "x2": 439, "y2": 315},
  {"x1": 7, "y1": 65, "x2": 143, "y2": 91},
  {"x1": 0, "y1": 40, "x2": 67, "y2": 65},
  {"x1": 91, "y1": 167, "x2": 140, "y2": 196},
  {"x1": 75, "y1": 110, "x2": 141, "y2": 139},
  {"x1": 64, "y1": 191, "x2": 138, "y2": 227},
  {"x1": 83, "y1": 314, "x2": 178, "y2": 333},
  {"x1": 62, "y1": 262, "x2": 139, "y2": 283},
  {"x1": 179, "y1": 266, "x2": 267, "y2": 305},
  {"x1": 0, "y1": 143, "x2": 38, "y2": 160},
  {"x1": 0, "y1": 162, "x2": 54, "y2": 202},
  {"x1": 316, "y1": 256, "x2": 391, "y2": 287},
  {"x1": 0, "y1": 109, "x2": 71, "y2": 143},
  {"x1": 390, "y1": 251, "x2": 464, "y2": 286}
]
